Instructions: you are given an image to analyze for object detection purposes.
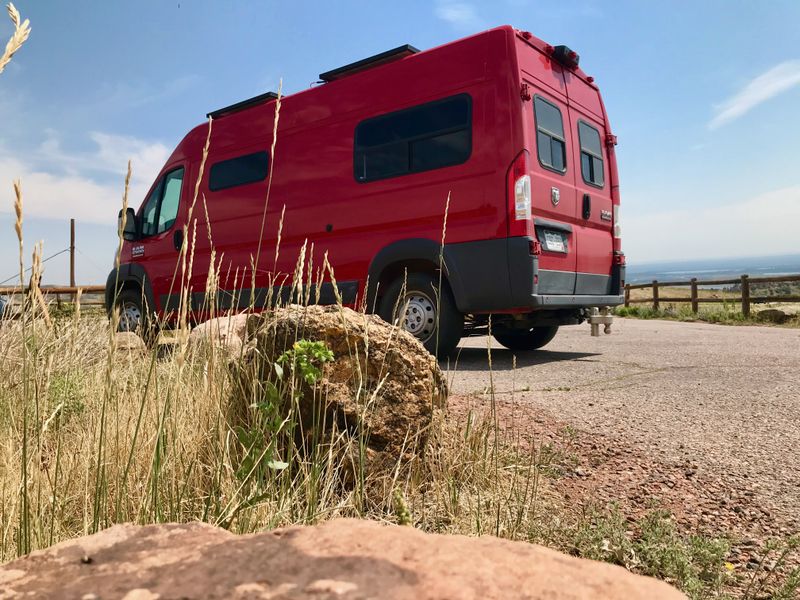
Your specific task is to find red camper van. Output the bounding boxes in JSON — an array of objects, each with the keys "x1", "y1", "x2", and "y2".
[{"x1": 106, "y1": 26, "x2": 624, "y2": 356}]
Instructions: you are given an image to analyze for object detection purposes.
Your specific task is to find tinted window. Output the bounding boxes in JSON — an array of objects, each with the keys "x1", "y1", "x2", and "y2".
[
  {"x1": 140, "y1": 167, "x2": 185, "y2": 237},
  {"x1": 534, "y1": 96, "x2": 566, "y2": 173},
  {"x1": 209, "y1": 151, "x2": 269, "y2": 191},
  {"x1": 354, "y1": 94, "x2": 471, "y2": 182},
  {"x1": 578, "y1": 121, "x2": 604, "y2": 187}
]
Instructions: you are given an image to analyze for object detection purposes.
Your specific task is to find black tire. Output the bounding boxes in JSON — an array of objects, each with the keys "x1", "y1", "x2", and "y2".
[
  {"x1": 114, "y1": 288, "x2": 153, "y2": 340},
  {"x1": 493, "y1": 326, "x2": 559, "y2": 351},
  {"x1": 378, "y1": 272, "x2": 464, "y2": 358}
]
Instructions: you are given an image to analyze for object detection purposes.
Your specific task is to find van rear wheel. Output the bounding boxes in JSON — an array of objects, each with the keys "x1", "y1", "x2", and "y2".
[
  {"x1": 493, "y1": 326, "x2": 559, "y2": 351},
  {"x1": 378, "y1": 272, "x2": 463, "y2": 358}
]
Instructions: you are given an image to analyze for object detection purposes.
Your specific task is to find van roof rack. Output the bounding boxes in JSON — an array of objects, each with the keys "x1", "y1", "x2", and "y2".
[
  {"x1": 319, "y1": 44, "x2": 419, "y2": 83},
  {"x1": 207, "y1": 91, "x2": 280, "y2": 119}
]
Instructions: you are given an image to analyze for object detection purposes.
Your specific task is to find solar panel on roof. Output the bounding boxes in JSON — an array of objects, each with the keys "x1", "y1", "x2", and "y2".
[
  {"x1": 207, "y1": 91, "x2": 280, "y2": 119},
  {"x1": 319, "y1": 44, "x2": 419, "y2": 83}
]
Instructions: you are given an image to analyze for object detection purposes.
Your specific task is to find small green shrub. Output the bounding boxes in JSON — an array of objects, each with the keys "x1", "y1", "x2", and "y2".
[{"x1": 561, "y1": 506, "x2": 731, "y2": 598}]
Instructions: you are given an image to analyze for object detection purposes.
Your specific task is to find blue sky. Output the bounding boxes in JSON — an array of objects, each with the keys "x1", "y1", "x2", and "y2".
[{"x1": 1, "y1": 0, "x2": 799, "y2": 284}]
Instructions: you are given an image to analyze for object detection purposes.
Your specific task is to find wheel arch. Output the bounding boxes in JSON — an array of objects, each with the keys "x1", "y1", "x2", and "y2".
[
  {"x1": 365, "y1": 239, "x2": 467, "y2": 313},
  {"x1": 104, "y1": 264, "x2": 156, "y2": 317}
]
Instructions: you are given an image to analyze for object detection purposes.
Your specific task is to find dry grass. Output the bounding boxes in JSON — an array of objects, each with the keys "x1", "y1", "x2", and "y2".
[
  {"x1": 0, "y1": 309, "x2": 556, "y2": 556},
  {"x1": 0, "y1": 3, "x2": 29, "y2": 76}
]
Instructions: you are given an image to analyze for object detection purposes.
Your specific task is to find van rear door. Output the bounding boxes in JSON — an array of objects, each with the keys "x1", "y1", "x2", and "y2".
[
  {"x1": 516, "y1": 43, "x2": 579, "y2": 294},
  {"x1": 528, "y1": 93, "x2": 578, "y2": 293},
  {"x1": 564, "y1": 74, "x2": 614, "y2": 294}
]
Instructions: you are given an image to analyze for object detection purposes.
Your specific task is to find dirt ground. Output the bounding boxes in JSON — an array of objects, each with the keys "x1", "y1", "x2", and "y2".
[{"x1": 446, "y1": 318, "x2": 800, "y2": 557}]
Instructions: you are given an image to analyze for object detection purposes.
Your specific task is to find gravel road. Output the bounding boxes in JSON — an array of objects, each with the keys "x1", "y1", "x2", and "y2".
[{"x1": 448, "y1": 318, "x2": 800, "y2": 530}]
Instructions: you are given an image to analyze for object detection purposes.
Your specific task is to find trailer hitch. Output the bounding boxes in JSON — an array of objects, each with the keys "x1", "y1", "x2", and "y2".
[{"x1": 588, "y1": 307, "x2": 613, "y2": 336}]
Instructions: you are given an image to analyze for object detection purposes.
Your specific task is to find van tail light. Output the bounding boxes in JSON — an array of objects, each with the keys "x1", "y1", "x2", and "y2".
[
  {"x1": 515, "y1": 174, "x2": 531, "y2": 220},
  {"x1": 612, "y1": 204, "x2": 621, "y2": 239},
  {"x1": 529, "y1": 240, "x2": 542, "y2": 255},
  {"x1": 507, "y1": 150, "x2": 532, "y2": 237},
  {"x1": 613, "y1": 252, "x2": 626, "y2": 265}
]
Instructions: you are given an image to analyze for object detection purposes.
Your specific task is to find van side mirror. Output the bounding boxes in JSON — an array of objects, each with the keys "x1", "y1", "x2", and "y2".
[{"x1": 119, "y1": 207, "x2": 139, "y2": 241}]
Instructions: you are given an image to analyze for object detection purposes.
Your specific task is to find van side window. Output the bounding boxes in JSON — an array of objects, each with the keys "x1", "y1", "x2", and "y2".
[
  {"x1": 209, "y1": 151, "x2": 269, "y2": 191},
  {"x1": 354, "y1": 94, "x2": 471, "y2": 182},
  {"x1": 140, "y1": 182, "x2": 163, "y2": 237},
  {"x1": 534, "y1": 96, "x2": 566, "y2": 173},
  {"x1": 158, "y1": 169, "x2": 185, "y2": 231},
  {"x1": 140, "y1": 167, "x2": 185, "y2": 237},
  {"x1": 578, "y1": 121, "x2": 604, "y2": 187}
]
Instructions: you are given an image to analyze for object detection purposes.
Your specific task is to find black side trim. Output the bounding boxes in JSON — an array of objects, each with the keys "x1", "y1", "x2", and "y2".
[
  {"x1": 575, "y1": 272, "x2": 612, "y2": 295},
  {"x1": 105, "y1": 264, "x2": 156, "y2": 316},
  {"x1": 538, "y1": 269, "x2": 576, "y2": 294},
  {"x1": 611, "y1": 263, "x2": 626, "y2": 295},
  {"x1": 320, "y1": 44, "x2": 419, "y2": 82},
  {"x1": 533, "y1": 218, "x2": 573, "y2": 233},
  {"x1": 368, "y1": 237, "x2": 540, "y2": 314},
  {"x1": 207, "y1": 91, "x2": 279, "y2": 119},
  {"x1": 161, "y1": 281, "x2": 360, "y2": 313},
  {"x1": 444, "y1": 238, "x2": 519, "y2": 313}
]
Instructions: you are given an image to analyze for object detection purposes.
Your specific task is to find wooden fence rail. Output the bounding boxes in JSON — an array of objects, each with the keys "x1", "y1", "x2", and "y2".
[
  {"x1": 0, "y1": 285, "x2": 107, "y2": 309},
  {"x1": 624, "y1": 274, "x2": 800, "y2": 317}
]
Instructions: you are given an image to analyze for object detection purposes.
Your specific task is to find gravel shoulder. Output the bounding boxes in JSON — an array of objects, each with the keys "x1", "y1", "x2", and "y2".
[{"x1": 447, "y1": 318, "x2": 800, "y2": 535}]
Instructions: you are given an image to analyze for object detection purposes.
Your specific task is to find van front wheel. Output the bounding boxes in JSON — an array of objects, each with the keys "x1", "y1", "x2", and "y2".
[
  {"x1": 493, "y1": 326, "x2": 559, "y2": 351},
  {"x1": 114, "y1": 289, "x2": 153, "y2": 341},
  {"x1": 378, "y1": 273, "x2": 463, "y2": 358}
]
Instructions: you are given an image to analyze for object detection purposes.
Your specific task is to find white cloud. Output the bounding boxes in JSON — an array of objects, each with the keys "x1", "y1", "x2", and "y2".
[
  {"x1": 624, "y1": 185, "x2": 800, "y2": 262},
  {"x1": 709, "y1": 60, "x2": 800, "y2": 129},
  {"x1": 434, "y1": 0, "x2": 481, "y2": 31},
  {"x1": 0, "y1": 132, "x2": 170, "y2": 224}
]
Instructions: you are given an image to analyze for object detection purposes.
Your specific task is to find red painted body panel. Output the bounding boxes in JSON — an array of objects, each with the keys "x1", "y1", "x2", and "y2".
[{"x1": 120, "y1": 26, "x2": 621, "y2": 318}]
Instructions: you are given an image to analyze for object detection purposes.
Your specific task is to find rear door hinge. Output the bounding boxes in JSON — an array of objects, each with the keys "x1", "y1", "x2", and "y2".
[
  {"x1": 520, "y1": 83, "x2": 532, "y2": 102},
  {"x1": 605, "y1": 133, "x2": 618, "y2": 146}
]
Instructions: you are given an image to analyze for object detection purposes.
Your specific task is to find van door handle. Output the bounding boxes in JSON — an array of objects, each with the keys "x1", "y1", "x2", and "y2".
[
  {"x1": 582, "y1": 194, "x2": 591, "y2": 220},
  {"x1": 173, "y1": 229, "x2": 183, "y2": 251}
]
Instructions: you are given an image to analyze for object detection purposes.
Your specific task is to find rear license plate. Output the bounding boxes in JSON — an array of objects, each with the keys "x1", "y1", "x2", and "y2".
[{"x1": 542, "y1": 230, "x2": 567, "y2": 253}]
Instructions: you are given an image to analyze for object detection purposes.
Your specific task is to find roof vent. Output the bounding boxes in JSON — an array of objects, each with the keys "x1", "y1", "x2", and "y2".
[
  {"x1": 319, "y1": 44, "x2": 419, "y2": 83},
  {"x1": 207, "y1": 91, "x2": 279, "y2": 119}
]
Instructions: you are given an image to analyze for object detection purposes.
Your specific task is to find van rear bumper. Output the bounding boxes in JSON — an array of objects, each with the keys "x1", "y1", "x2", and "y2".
[
  {"x1": 443, "y1": 236, "x2": 624, "y2": 314},
  {"x1": 529, "y1": 294, "x2": 624, "y2": 308}
]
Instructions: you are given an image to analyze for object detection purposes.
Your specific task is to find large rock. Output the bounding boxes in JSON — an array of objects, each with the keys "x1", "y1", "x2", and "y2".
[
  {"x1": 113, "y1": 331, "x2": 147, "y2": 355},
  {"x1": 188, "y1": 313, "x2": 250, "y2": 357},
  {"x1": 0, "y1": 519, "x2": 685, "y2": 599},
  {"x1": 239, "y1": 305, "x2": 447, "y2": 471},
  {"x1": 755, "y1": 308, "x2": 789, "y2": 324}
]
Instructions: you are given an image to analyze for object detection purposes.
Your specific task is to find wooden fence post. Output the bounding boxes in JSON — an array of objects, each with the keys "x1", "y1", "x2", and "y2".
[
  {"x1": 70, "y1": 218, "x2": 76, "y2": 288},
  {"x1": 741, "y1": 274, "x2": 750, "y2": 318},
  {"x1": 690, "y1": 278, "x2": 698, "y2": 313},
  {"x1": 652, "y1": 280, "x2": 659, "y2": 311},
  {"x1": 624, "y1": 284, "x2": 630, "y2": 307}
]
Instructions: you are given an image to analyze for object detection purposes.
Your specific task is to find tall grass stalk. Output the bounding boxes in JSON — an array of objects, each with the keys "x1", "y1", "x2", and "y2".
[{"x1": 0, "y1": 3, "x2": 30, "y2": 75}]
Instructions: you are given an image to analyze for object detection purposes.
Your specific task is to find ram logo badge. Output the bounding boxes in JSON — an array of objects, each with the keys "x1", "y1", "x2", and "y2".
[
  {"x1": 132, "y1": 245, "x2": 145, "y2": 258},
  {"x1": 551, "y1": 187, "x2": 560, "y2": 206}
]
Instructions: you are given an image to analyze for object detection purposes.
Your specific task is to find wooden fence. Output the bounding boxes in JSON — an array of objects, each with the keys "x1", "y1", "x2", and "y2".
[
  {"x1": 0, "y1": 285, "x2": 106, "y2": 310},
  {"x1": 624, "y1": 274, "x2": 800, "y2": 317}
]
